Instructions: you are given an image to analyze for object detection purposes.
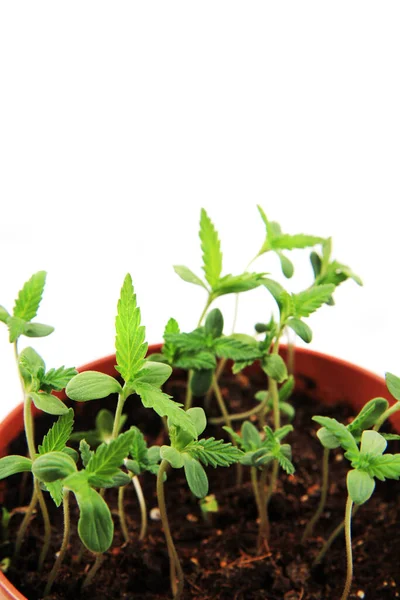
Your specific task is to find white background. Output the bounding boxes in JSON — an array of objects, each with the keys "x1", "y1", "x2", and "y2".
[{"x1": 0, "y1": 2, "x2": 399, "y2": 421}]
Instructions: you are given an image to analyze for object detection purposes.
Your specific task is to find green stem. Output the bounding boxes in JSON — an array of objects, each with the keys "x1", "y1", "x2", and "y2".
[
  {"x1": 341, "y1": 496, "x2": 354, "y2": 600},
  {"x1": 208, "y1": 393, "x2": 269, "y2": 425},
  {"x1": 265, "y1": 460, "x2": 279, "y2": 506},
  {"x1": 373, "y1": 401, "x2": 400, "y2": 431},
  {"x1": 44, "y1": 491, "x2": 70, "y2": 596},
  {"x1": 212, "y1": 375, "x2": 232, "y2": 429},
  {"x1": 251, "y1": 468, "x2": 269, "y2": 551},
  {"x1": 302, "y1": 447, "x2": 330, "y2": 542},
  {"x1": 133, "y1": 476, "x2": 147, "y2": 541},
  {"x1": 204, "y1": 357, "x2": 227, "y2": 412},
  {"x1": 82, "y1": 553, "x2": 105, "y2": 589},
  {"x1": 112, "y1": 391, "x2": 127, "y2": 440},
  {"x1": 157, "y1": 460, "x2": 184, "y2": 600},
  {"x1": 313, "y1": 504, "x2": 359, "y2": 566},
  {"x1": 36, "y1": 479, "x2": 52, "y2": 571},
  {"x1": 118, "y1": 486, "x2": 129, "y2": 543}
]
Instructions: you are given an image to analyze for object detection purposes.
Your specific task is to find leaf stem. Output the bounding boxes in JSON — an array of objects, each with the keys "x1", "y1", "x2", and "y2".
[
  {"x1": 157, "y1": 460, "x2": 184, "y2": 600},
  {"x1": 208, "y1": 392, "x2": 269, "y2": 425},
  {"x1": 82, "y1": 553, "x2": 105, "y2": 589},
  {"x1": 212, "y1": 375, "x2": 231, "y2": 429},
  {"x1": 132, "y1": 476, "x2": 147, "y2": 541},
  {"x1": 341, "y1": 496, "x2": 354, "y2": 600},
  {"x1": 313, "y1": 504, "x2": 360, "y2": 566},
  {"x1": 44, "y1": 491, "x2": 70, "y2": 596},
  {"x1": 36, "y1": 479, "x2": 52, "y2": 571},
  {"x1": 111, "y1": 391, "x2": 126, "y2": 440},
  {"x1": 118, "y1": 486, "x2": 129, "y2": 543},
  {"x1": 251, "y1": 467, "x2": 269, "y2": 552},
  {"x1": 302, "y1": 447, "x2": 330, "y2": 542}
]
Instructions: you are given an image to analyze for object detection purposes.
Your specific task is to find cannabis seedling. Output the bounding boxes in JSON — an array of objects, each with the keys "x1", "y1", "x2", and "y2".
[
  {"x1": 158, "y1": 407, "x2": 242, "y2": 600},
  {"x1": 312, "y1": 416, "x2": 400, "y2": 600}
]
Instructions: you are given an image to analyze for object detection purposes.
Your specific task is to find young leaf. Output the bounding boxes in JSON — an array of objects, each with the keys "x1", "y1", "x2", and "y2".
[
  {"x1": 173, "y1": 266, "x2": 208, "y2": 290},
  {"x1": 190, "y1": 369, "x2": 213, "y2": 396},
  {"x1": 286, "y1": 318, "x2": 312, "y2": 343},
  {"x1": 160, "y1": 445, "x2": 184, "y2": 469},
  {"x1": 347, "y1": 469, "x2": 375, "y2": 505},
  {"x1": 262, "y1": 278, "x2": 286, "y2": 306},
  {"x1": 312, "y1": 416, "x2": 358, "y2": 455},
  {"x1": 183, "y1": 454, "x2": 209, "y2": 498},
  {"x1": 317, "y1": 427, "x2": 341, "y2": 449},
  {"x1": 66, "y1": 371, "x2": 123, "y2": 401},
  {"x1": 186, "y1": 407, "x2": 207, "y2": 437},
  {"x1": 7, "y1": 317, "x2": 26, "y2": 343},
  {"x1": 348, "y1": 398, "x2": 389, "y2": 436},
  {"x1": 44, "y1": 481, "x2": 64, "y2": 507},
  {"x1": 174, "y1": 352, "x2": 216, "y2": 371},
  {"x1": 242, "y1": 421, "x2": 262, "y2": 450},
  {"x1": 79, "y1": 440, "x2": 93, "y2": 468},
  {"x1": 164, "y1": 330, "x2": 206, "y2": 353},
  {"x1": 277, "y1": 252, "x2": 294, "y2": 278},
  {"x1": 367, "y1": 454, "x2": 400, "y2": 481},
  {"x1": 130, "y1": 427, "x2": 148, "y2": 467},
  {"x1": 115, "y1": 274, "x2": 147, "y2": 383},
  {"x1": 279, "y1": 376, "x2": 295, "y2": 403},
  {"x1": 292, "y1": 284, "x2": 336, "y2": 318},
  {"x1": 0, "y1": 456, "x2": 32, "y2": 480},
  {"x1": 30, "y1": 392, "x2": 69, "y2": 416},
  {"x1": 205, "y1": 309, "x2": 224, "y2": 339},
  {"x1": 23, "y1": 323, "x2": 54, "y2": 338},
  {"x1": 134, "y1": 382, "x2": 197, "y2": 438},
  {"x1": 199, "y1": 208, "x2": 222, "y2": 288},
  {"x1": 33, "y1": 452, "x2": 77, "y2": 483},
  {"x1": 214, "y1": 337, "x2": 261, "y2": 362},
  {"x1": 185, "y1": 438, "x2": 243, "y2": 467},
  {"x1": 75, "y1": 486, "x2": 114, "y2": 553},
  {"x1": 386, "y1": 372, "x2": 400, "y2": 401},
  {"x1": 162, "y1": 317, "x2": 180, "y2": 363},
  {"x1": 0, "y1": 305, "x2": 9, "y2": 323},
  {"x1": 360, "y1": 430, "x2": 387, "y2": 457},
  {"x1": 38, "y1": 409, "x2": 74, "y2": 455},
  {"x1": 134, "y1": 362, "x2": 172, "y2": 387},
  {"x1": 85, "y1": 429, "x2": 135, "y2": 487},
  {"x1": 40, "y1": 366, "x2": 78, "y2": 392},
  {"x1": 213, "y1": 272, "x2": 265, "y2": 295},
  {"x1": 13, "y1": 271, "x2": 47, "y2": 322},
  {"x1": 262, "y1": 354, "x2": 288, "y2": 383},
  {"x1": 272, "y1": 234, "x2": 324, "y2": 251}
]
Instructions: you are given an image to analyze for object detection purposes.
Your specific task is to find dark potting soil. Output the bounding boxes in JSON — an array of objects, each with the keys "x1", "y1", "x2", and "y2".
[{"x1": 1, "y1": 369, "x2": 400, "y2": 600}]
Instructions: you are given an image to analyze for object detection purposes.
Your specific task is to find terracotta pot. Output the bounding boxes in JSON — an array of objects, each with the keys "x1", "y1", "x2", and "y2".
[{"x1": 0, "y1": 345, "x2": 398, "y2": 600}]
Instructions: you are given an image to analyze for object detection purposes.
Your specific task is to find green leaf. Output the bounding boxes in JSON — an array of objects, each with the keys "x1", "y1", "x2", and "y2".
[
  {"x1": 215, "y1": 337, "x2": 261, "y2": 362},
  {"x1": 174, "y1": 352, "x2": 216, "y2": 371},
  {"x1": 13, "y1": 271, "x2": 47, "y2": 322},
  {"x1": 134, "y1": 362, "x2": 172, "y2": 387},
  {"x1": 272, "y1": 234, "x2": 324, "y2": 251},
  {"x1": 96, "y1": 409, "x2": 116, "y2": 438},
  {"x1": 360, "y1": 430, "x2": 387, "y2": 457},
  {"x1": 310, "y1": 251, "x2": 322, "y2": 279},
  {"x1": 286, "y1": 318, "x2": 312, "y2": 343},
  {"x1": 115, "y1": 273, "x2": 147, "y2": 383},
  {"x1": 279, "y1": 376, "x2": 295, "y2": 403},
  {"x1": 162, "y1": 317, "x2": 180, "y2": 363},
  {"x1": 292, "y1": 284, "x2": 336, "y2": 318},
  {"x1": 185, "y1": 438, "x2": 243, "y2": 467},
  {"x1": 190, "y1": 369, "x2": 213, "y2": 396},
  {"x1": 69, "y1": 430, "x2": 102, "y2": 446},
  {"x1": 134, "y1": 382, "x2": 197, "y2": 438},
  {"x1": 223, "y1": 426, "x2": 243, "y2": 448},
  {"x1": 386, "y1": 372, "x2": 400, "y2": 401},
  {"x1": 183, "y1": 454, "x2": 208, "y2": 498},
  {"x1": 262, "y1": 278, "x2": 286, "y2": 307},
  {"x1": 280, "y1": 402, "x2": 295, "y2": 420},
  {"x1": 274, "y1": 425, "x2": 294, "y2": 441},
  {"x1": 312, "y1": 416, "x2": 359, "y2": 455},
  {"x1": 33, "y1": 451, "x2": 77, "y2": 482},
  {"x1": 7, "y1": 317, "x2": 26, "y2": 343},
  {"x1": 367, "y1": 454, "x2": 400, "y2": 481},
  {"x1": 242, "y1": 421, "x2": 262, "y2": 450},
  {"x1": 205, "y1": 309, "x2": 224, "y2": 339},
  {"x1": 277, "y1": 445, "x2": 295, "y2": 474},
  {"x1": 38, "y1": 409, "x2": 75, "y2": 455},
  {"x1": 130, "y1": 427, "x2": 148, "y2": 469},
  {"x1": 173, "y1": 266, "x2": 208, "y2": 290},
  {"x1": 160, "y1": 445, "x2": 184, "y2": 469},
  {"x1": 18, "y1": 347, "x2": 45, "y2": 387},
  {"x1": 213, "y1": 272, "x2": 265, "y2": 295},
  {"x1": 66, "y1": 371, "x2": 123, "y2": 402},
  {"x1": 164, "y1": 330, "x2": 206, "y2": 353},
  {"x1": 348, "y1": 398, "x2": 389, "y2": 436},
  {"x1": 85, "y1": 429, "x2": 135, "y2": 487},
  {"x1": 186, "y1": 407, "x2": 207, "y2": 436},
  {"x1": 62, "y1": 447, "x2": 79, "y2": 462},
  {"x1": 317, "y1": 427, "x2": 340, "y2": 449},
  {"x1": 30, "y1": 392, "x2": 69, "y2": 416},
  {"x1": 75, "y1": 486, "x2": 114, "y2": 553},
  {"x1": 79, "y1": 440, "x2": 93, "y2": 468},
  {"x1": 199, "y1": 208, "x2": 222, "y2": 288},
  {"x1": 0, "y1": 305, "x2": 9, "y2": 323},
  {"x1": 40, "y1": 367, "x2": 78, "y2": 392},
  {"x1": 347, "y1": 469, "x2": 375, "y2": 505},
  {"x1": 262, "y1": 354, "x2": 288, "y2": 383},
  {"x1": 125, "y1": 459, "x2": 141, "y2": 475},
  {"x1": 0, "y1": 456, "x2": 32, "y2": 480},
  {"x1": 45, "y1": 481, "x2": 64, "y2": 507},
  {"x1": 23, "y1": 323, "x2": 54, "y2": 338},
  {"x1": 277, "y1": 252, "x2": 294, "y2": 278}
]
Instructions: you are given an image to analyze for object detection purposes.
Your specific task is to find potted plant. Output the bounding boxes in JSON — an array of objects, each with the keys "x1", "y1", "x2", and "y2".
[{"x1": 1, "y1": 208, "x2": 399, "y2": 600}]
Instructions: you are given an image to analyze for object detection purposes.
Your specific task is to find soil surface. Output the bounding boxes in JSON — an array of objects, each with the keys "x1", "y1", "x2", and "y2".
[{"x1": 1, "y1": 368, "x2": 400, "y2": 600}]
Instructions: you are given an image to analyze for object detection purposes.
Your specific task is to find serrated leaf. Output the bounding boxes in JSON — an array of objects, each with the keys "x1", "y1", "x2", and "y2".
[
  {"x1": 386, "y1": 372, "x2": 400, "y2": 401},
  {"x1": 174, "y1": 351, "x2": 216, "y2": 371},
  {"x1": 13, "y1": 271, "x2": 47, "y2": 322},
  {"x1": 277, "y1": 450, "x2": 295, "y2": 475},
  {"x1": 272, "y1": 234, "x2": 324, "y2": 251},
  {"x1": 79, "y1": 440, "x2": 93, "y2": 468},
  {"x1": 45, "y1": 480, "x2": 63, "y2": 507},
  {"x1": 164, "y1": 330, "x2": 206, "y2": 353},
  {"x1": 115, "y1": 274, "x2": 147, "y2": 383},
  {"x1": 213, "y1": 272, "x2": 265, "y2": 295},
  {"x1": 134, "y1": 382, "x2": 197, "y2": 438},
  {"x1": 277, "y1": 252, "x2": 294, "y2": 278},
  {"x1": 86, "y1": 429, "x2": 135, "y2": 486},
  {"x1": 23, "y1": 323, "x2": 54, "y2": 338},
  {"x1": 367, "y1": 454, "x2": 400, "y2": 481},
  {"x1": 162, "y1": 317, "x2": 180, "y2": 363},
  {"x1": 33, "y1": 451, "x2": 77, "y2": 483},
  {"x1": 38, "y1": 409, "x2": 74, "y2": 455},
  {"x1": 41, "y1": 367, "x2": 78, "y2": 393},
  {"x1": 185, "y1": 438, "x2": 243, "y2": 467},
  {"x1": 347, "y1": 469, "x2": 375, "y2": 505},
  {"x1": 66, "y1": 371, "x2": 123, "y2": 401},
  {"x1": 292, "y1": 284, "x2": 336, "y2": 318},
  {"x1": 382, "y1": 433, "x2": 400, "y2": 441},
  {"x1": 0, "y1": 456, "x2": 32, "y2": 479},
  {"x1": 75, "y1": 486, "x2": 114, "y2": 553},
  {"x1": 7, "y1": 317, "x2": 26, "y2": 343},
  {"x1": 18, "y1": 347, "x2": 45, "y2": 387},
  {"x1": 173, "y1": 266, "x2": 208, "y2": 290},
  {"x1": 287, "y1": 318, "x2": 312, "y2": 343},
  {"x1": 312, "y1": 416, "x2": 359, "y2": 455},
  {"x1": 135, "y1": 362, "x2": 172, "y2": 387},
  {"x1": 183, "y1": 454, "x2": 208, "y2": 498},
  {"x1": 262, "y1": 354, "x2": 288, "y2": 383},
  {"x1": 274, "y1": 425, "x2": 294, "y2": 441},
  {"x1": 30, "y1": 392, "x2": 69, "y2": 416},
  {"x1": 215, "y1": 336, "x2": 261, "y2": 362},
  {"x1": 199, "y1": 208, "x2": 222, "y2": 288},
  {"x1": 130, "y1": 427, "x2": 148, "y2": 470}
]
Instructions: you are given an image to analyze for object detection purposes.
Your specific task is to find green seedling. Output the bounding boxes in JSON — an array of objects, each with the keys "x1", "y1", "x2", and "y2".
[
  {"x1": 312, "y1": 416, "x2": 400, "y2": 600},
  {"x1": 158, "y1": 407, "x2": 242, "y2": 600},
  {"x1": 32, "y1": 427, "x2": 135, "y2": 594},
  {"x1": 70, "y1": 408, "x2": 127, "y2": 446},
  {"x1": 199, "y1": 494, "x2": 219, "y2": 524},
  {"x1": 0, "y1": 272, "x2": 76, "y2": 570},
  {"x1": 123, "y1": 426, "x2": 162, "y2": 541},
  {"x1": 224, "y1": 421, "x2": 294, "y2": 551}
]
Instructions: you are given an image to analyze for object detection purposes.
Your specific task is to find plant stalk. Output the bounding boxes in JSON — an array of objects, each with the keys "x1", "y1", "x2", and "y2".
[
  {"x1": 313, "y1": 504, "x2": 359, "y2": 566},
  {"x1": 185, "y1": 296, "x2": 213, "y2": 411},
  {"x1": 212, "y1": 375, "x2": 232, "y2": 429},
  {"x1": 36, "y1": 479, "x2": 52, "y2": 571},
  {"x1": 157, "y1": 460, "x2": 184, "y2": 600},
  {"x1": 208, "y1": 392, "x2": 269, "y2": 425},
  {"x1": 82, "y1": 553, "x2": 105, "y2": 589},
  {"x1": 111, "y1": 391, "x2": 127, "y2": 440},
  {"x1": 251, "y1": 467, "x2": 269, "y2": 551},
  {"x1": 373, "y1": 401, "x2": 400, "y2": 431},
  {"x1": 302, "y1": 447, "x2": 330, "y2": 542},
  {"x1": 133, "y1": 475, "x2": 147, "y2": 541},
  {"x1": 341, "y1": 496, "x2": 354, "y2": 600},
  {"x1": 118, "y1": 485, "x2": 130, "y2": 543},
  {"x1": 44, "y1": 491, "x2": 70, "y2": 596}
]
